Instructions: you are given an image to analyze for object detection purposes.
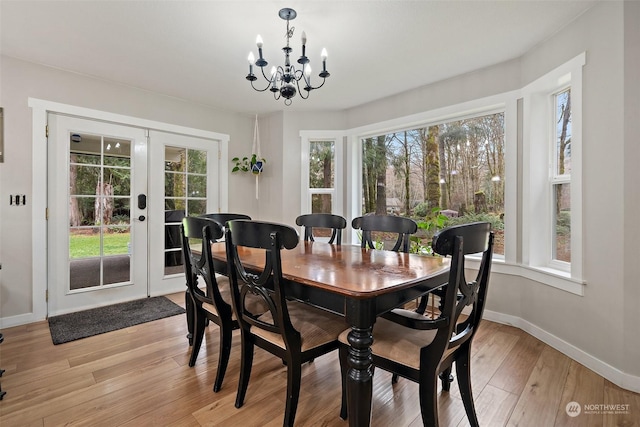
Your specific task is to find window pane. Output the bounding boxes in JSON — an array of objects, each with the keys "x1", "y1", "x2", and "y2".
[
  {"x1": 69, "y1": 227, "x2": 101, "y2": 258},
  {"x1": 188, "y1": 175, "x2": 207, "y2": 197},
  {"x1": 188, "y1": 199, "x2": 207, "y2": 216},
  {"x1": 70, "y1": 196, "x2": 96, "y2": 226},
  {"x1": 165, "y1": 172, "x2": 185, "y2": 197},
  {"x1": 188, "y1": 149, "x2": 207, "y2": 174},
  {"x1": 311, "y1": 194, "x2": 332, "y2": 214},
  {"x1": 71, "y1": 165, "x2": 100, "y2": 196},
  {"x1": 165, "y1": 146, "x2": 186, "y2": 172},
  {"x1": 104, "y1": 138, "x2": 131, "y2": 167},
  {"x1": 555, "y1": 89, "x2": 571, "y2": 176},
  {"x1": 309, "y1": 141, "x2": 334, "y2": 188},
  {"x1": 104, "y1": 167, "x2": 131, "y2": 196},
  {"x1": 553, "y1": 183, "x2": 571, "y2": 262},
  {"x1": 360, "y1": 112, "x2": 505, "y2": 256}
]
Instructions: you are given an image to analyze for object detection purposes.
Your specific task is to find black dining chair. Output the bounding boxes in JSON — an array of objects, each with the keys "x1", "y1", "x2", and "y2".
[
  {"x1": 295, "y1": 213, "x2": 347, "y2": 245},
  {"x1": 339, "y1": 222, "x2": 494, "y2": 426},
  {"x1": 180, "y1": 216, "x2": 266, "y2": 392},
  {"x1": 351, "y1": 215, "x2": 418, "y2": 252},
  {"x1": 225, "y1": 220, "x2": 347, "y2": 427},
  {"x1": 184, "y1": 213, "x2": 251, "y2": 345}
]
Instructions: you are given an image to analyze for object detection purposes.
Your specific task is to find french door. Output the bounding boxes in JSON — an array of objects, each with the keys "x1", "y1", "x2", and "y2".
[{"x1": 47, "y1": 114, "x2": 219, "y2": 315}]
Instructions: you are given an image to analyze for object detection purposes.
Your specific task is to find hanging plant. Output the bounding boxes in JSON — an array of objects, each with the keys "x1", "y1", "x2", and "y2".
[{"x1": 231, "y1": 153, "x2": 266, "y2": 173}]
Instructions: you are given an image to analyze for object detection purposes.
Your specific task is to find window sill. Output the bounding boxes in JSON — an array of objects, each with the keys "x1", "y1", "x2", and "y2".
[{"x1": 465, "y1": 258, "x2": 585, "y2": 296}]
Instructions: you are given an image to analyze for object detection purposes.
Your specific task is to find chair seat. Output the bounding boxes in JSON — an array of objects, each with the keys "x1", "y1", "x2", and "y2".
[
  {"x1": 255, "y1": 301, "x2": 347, "y2": 351},
  {"x1": 339, "y1": 309, "x2": 438, "y2": 370}
]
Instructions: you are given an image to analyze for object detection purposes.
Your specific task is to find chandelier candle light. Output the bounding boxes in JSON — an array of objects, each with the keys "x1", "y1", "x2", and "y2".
[{"x1": 246, "y1": 8, "x2": 330, "y2": 105}]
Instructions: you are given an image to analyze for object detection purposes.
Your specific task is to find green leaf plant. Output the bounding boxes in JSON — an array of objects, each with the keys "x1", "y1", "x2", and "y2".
[{"x1": 231, "y1": 154, "x2": 266, "y2": 173}]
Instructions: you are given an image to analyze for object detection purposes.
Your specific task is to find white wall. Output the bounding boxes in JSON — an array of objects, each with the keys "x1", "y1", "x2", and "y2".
[
  {"x1": 0, "y1": 55, "x2": 256, "y2": 321},
  {"x1": 623, "y1": 0, "x2": 640, "y2": 379}
]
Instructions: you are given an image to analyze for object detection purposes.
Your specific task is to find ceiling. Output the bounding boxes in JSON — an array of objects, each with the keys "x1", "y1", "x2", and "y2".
[{"x1": 0, "y1": 0, "x2": 599, "y2": 115}]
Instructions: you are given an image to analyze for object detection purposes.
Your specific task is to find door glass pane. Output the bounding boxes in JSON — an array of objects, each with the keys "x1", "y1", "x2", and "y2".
[
  {"x1": 104, "y1": 138, "x2": 131, "y2": 167},
  {"x1": 188, "y1": 199, "x2": 206, "y2": 216},
  {"x1": 188, "y1": 149, "x2": 207, "y2": 174},
  {"x1": 68, "y1": 132, "x2": 133, "y2": 290},
  {"x1": 105, "y1": 168, "x2": 131, "y2": 196},
  {"x1": 188, "y1": 175, "x2": 207, "y2": 197},
  {"x1": 71, "y1": 165, "x2": 100, "y2": 195},
  {"x1": 165, "y1": 146, "x2": 186, "y2": 172},
  {"x1": 163, "y1": 145, "x2": 208, "y2": 276}
]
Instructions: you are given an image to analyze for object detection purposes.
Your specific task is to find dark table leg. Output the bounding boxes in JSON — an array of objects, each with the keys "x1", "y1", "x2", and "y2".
[
  {"x1": 345, "y1": 300, "x2": 375, "y2": 427},
  {"x1": 346, "y1": 326, "x2": 374, "y2": 427}
]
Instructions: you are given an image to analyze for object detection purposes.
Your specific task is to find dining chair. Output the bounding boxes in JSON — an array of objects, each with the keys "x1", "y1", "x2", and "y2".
[
  {"x1": 295, "y1": 213, "x2": 347, "y2": 245},
  {"x1": 180, "y1": 216, "x2": 265, "y2": 393},
  {"x1": 225, "y1": 219, "x2": 347, "y2": 427},
  {"x1": 184, "y1": 213, "x2": 251, "y2": 345},
  {"x1": 339, "y1": 222, "x2": 494, "y2": 426},
  {"x1": 351, "y1": 214, "x2": 417, "y2": 252}
]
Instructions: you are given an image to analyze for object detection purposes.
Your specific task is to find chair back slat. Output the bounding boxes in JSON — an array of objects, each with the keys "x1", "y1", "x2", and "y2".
[
  {"x1": 296, "y1": 213, "x2": 347, "y2": 245},
  {"x1": 352, "y1": 215, "x2": 418, "y2": 252},
  {"x1": 225, "y1": 220, "x2": 301, "y2": 345},
  {"x1": 180, "y1": 216, "x2": 227, "y2": 310},
  {"x1": 431, "y1": 222, "x2": 494, "y2": 350}
]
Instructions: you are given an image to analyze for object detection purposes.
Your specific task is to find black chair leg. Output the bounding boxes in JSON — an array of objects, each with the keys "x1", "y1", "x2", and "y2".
[
  {"x1": 213, "y1": 321, "x2": 233, "y2": 393},
  {"x1": 419, "y1": 371, "x2": 440, "y2": 427},
  {"x1": 339, "y1": 345, "x2": 348, "y2": 420},
  {"x1": 185, "y1": 291, "x2": 194, "y2": 345},
  {"x1": 188, "y1": 309, "x2": 206, "y2": 367},
  {"x1": 455, "y1": 348, "x2": 479, "y2": 427},
  {"x1": 235, "y1": 337, "x2": 254, "y2": 408},
  {"x1": 283, "y1": 357, "x2": 302, "y2": 427}
]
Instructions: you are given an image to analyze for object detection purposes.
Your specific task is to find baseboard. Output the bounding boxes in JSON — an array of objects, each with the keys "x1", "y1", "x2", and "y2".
[
  {"x1": 483, "y1": 310, "x2": 640, "y2": 393},
  {"x1": 0, "y1": 312, "x2": 41, "y2": 329}
]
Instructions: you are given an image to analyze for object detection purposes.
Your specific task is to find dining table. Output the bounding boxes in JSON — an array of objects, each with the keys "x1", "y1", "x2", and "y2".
[{"x1": 209, "y1": 240, "x2": 450, "y2": 427}]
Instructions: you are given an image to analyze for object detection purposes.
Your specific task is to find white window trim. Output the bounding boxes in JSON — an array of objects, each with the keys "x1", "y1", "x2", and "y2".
[{"x1": 521, "y1": 52, "x2": 585, "y2": 293}]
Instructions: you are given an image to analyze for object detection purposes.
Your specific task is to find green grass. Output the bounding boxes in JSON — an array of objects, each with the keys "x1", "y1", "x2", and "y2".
[{"x1": 70, "y1": 232, "x2": 130, "y2": 258}]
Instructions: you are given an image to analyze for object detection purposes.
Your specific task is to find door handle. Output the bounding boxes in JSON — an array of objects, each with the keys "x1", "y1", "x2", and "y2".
[
  {"x1": 138, "y1": 194, "x2": 147, "y2": 209},
  {"x1": 138, "y1": 215, "x2": 146, "y2": 222}
]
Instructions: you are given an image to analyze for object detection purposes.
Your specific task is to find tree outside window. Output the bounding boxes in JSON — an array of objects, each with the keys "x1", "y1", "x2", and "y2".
[
  {"x1": 553, "y1": 88, "x2": 571, "y2": 263},
  {"x1": 361, "y1": 112, "x2": 505, "y2": 255}
]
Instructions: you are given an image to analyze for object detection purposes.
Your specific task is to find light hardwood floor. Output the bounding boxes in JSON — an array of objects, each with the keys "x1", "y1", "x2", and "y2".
[{"x1": 0, "y1": 292, "x2": 638, "y2": 426}]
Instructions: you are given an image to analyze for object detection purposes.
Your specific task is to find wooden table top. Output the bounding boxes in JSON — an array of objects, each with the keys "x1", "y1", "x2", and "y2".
[{"x1": 211, "y1": 241, "x2": 449, "y2": 299}]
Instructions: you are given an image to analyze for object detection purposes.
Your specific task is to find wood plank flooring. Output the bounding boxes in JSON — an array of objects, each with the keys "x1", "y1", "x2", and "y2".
[{"x1": 0, "y1": 292, "x2": 638, "y2": 426}]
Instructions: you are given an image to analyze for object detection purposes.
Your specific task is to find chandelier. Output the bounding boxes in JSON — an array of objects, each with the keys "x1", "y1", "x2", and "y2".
[{"x1": 246, "y1": 8, "x2": 330, "y2": 105}]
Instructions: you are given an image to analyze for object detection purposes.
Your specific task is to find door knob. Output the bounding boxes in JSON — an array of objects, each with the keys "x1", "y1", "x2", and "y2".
[{"x1": 138, "y1": 215, "x2": 146, "y2": 221}]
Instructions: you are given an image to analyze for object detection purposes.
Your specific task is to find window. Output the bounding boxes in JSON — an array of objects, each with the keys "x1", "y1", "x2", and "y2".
[
  {"x1": 309, "y1": 140, "x2": 335, "y2": 214},
  {"x1": 358, "y1": 112, "x2": 505, "y2": 257},
  {"x1": 552, "y1": 89, "x2": 571, "y2": 264},
  {"x1": 522, "y1": 52, "x2": 585, "y2": 292},
  {"x1": 300, "y1": 131, "x2": 344, "y2": 224}
]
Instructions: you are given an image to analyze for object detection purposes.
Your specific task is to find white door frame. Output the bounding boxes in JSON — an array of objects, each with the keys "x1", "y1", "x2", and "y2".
[{"x1": 28, "y1": 98, "x2": 229, "y2": 324}]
